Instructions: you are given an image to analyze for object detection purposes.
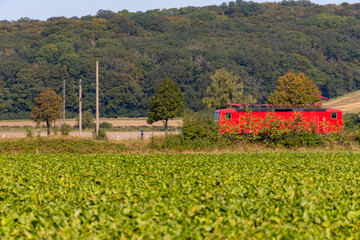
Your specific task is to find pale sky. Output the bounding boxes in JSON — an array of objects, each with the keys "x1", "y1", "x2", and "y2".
[{"x1": 0, "y1": 0, "x2": 359, "y2": 21}]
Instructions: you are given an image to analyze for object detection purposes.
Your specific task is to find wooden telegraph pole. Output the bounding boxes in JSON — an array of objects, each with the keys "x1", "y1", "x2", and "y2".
[
  {"x1": 79, "y1": 79, "x2": 82, "y2": 135},
  {"x1": 96, "y1": 61, "x2": 99, "y2": 136},
  {"x1": 63, "y1": 79, "x2": 66, "y2": 125}
]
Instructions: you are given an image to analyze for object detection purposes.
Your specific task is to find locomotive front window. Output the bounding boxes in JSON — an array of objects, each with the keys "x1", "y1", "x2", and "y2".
[
  {"x1": 331, "y1": 112, "x2": 337, "y2": 119},
  {"x1": 214, "y1": 112, "x2": 219, "y2": 121},
  {"x1": 225, "y1": 113, "x2": 232, "y2": 120}
]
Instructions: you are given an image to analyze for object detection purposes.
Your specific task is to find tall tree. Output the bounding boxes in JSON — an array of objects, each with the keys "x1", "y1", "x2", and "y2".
[
  {"x1": 147, "y1": 78, "x2": 185, "y2": 132},
  {"x1": 31, "y1": 89, "x2": 62, "y2": 135},
  {"x1": 202, "y1": 68, "x2": 255, "y2": 109},
  {"x1": 267, "y1": 72, "x2": 321, "y2": 106}
]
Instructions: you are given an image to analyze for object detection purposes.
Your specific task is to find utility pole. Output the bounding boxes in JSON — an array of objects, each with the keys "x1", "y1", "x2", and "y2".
[
  {"x1": 96, "y1": 61, "x2": 99, "y2": 136},
  {"x1": 79, "y1": 79, "x2": 82, "y2": 136},
  {"x1": 63, "y1": 79, "x2": 66, "y2": 125}
]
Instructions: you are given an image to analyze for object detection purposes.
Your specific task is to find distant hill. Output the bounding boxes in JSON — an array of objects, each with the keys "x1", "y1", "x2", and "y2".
[
  {"x1": 1, "y1": 1, "x2": 360, "y2": 119},
  {"x1": 323, "y1": 91, "x2": 360, "y2": 114}
]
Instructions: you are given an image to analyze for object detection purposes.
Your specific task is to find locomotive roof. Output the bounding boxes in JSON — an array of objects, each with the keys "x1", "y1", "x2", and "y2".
[
  {"x1": 218, "y1": 104, "x2": 342, "y2": 113},
  {"x1": 235, "y1": 108, "x2": 329, "y2": 112}
]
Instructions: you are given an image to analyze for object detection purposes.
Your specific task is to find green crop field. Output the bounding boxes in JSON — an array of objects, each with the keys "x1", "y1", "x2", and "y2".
[{"x1": 0, "y1": 153, "x2": 360, "y2": 239}]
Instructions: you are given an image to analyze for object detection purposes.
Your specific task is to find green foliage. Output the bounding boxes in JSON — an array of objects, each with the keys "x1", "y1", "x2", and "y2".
[
  {"x1": 96, "y1": 9, "x2": 116, "y2": 20},
  {"x1": 267, "y1": 73, "x2": 322, "y2": 105},
  {"x1": 257, "y1": 129, "x2": 326, "y2": 148},
  {"x1": 79, "y1": 111, "x2": 95, "y2": 129},
  {"x1": 187, "y1": 10, "x2": 217, "y2": 21},
  {"x1": 94, "y1": 129, "x2": 108, "y2": 140},
  {"x1": 182, "y1": 110, "x2": 220, "y2": 142},
  {"x1": 25, "y1": 127, "x2": 33, "y2": 139},
  {"x1": 147, "y1": 78, "x2": 185, "y2": 131},
  {"x1": 2, "y1": 4, "x2": 360, "y2": 118},
  {"x1": 203, "y1": 69, "x2": 255, "y2": 109},
  {"x1": 343, "y1": 113, "x2": 360, "y2": 131},
  {"x1": 1, "y1": 153, "x2": 360, "y2": 238},
  {"x1": 0, "y1": 139, "x2": 127, "y2": 153},
  {"x1": 60, "y1": 123, "x2": 72, "y2": 136},
  {"x1": 99, "y1": 121, "x2": 113, "y2": 129},
  {"x1": 220, "y1": 113, "x2": 328, "y2": 147},
  {"x1": 59, "y1": 53, "x2": 86, "y2": 77},
  {"x1": 35, "y1": 43, "x2": 60, "y2": 64},
  {"x1": 149, "y1": 134, "x2": 228, "y2": 151},
  {"x1": 306, "y1": 13, "x2": 351, "y2": 29}
]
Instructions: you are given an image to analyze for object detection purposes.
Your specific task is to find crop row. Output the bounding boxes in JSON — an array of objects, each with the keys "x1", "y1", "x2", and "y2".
[{"x1": 0, "y1": 153, "x2": 359, "y2": 239}]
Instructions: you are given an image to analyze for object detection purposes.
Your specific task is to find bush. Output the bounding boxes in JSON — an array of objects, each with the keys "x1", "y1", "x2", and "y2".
[
  {"x1": 94, "y1": 129, "x2": 108, "y2": 140},
  {"x1": 255, "y1": 115, "x2": 326, "y2": 147},
  {"x1": 76, "y1": 111, "x2": 95, "y2": 129},
  {"x1": 325, "y1": 132, "x2": 350, "y2": 146},
  {"x1": 148, "y1": 134, "x2": 229, "y2": 152},
  {"x1": 52, "y1": 126, "x2": 59, "y2": 135},
  {"x1": 99, "y1": 122, "x2": 113, "y2": 129},
  {"x1": 343, "y1": 113, "x2": 360, "y2": 131},
  {"x1": 25, "y1": 127, "x2": 33, "y2": 139},
  {"x1": 182, "y1": 110, "x2": 220, "y2": 143},
  {"x1": 220, "y1": 113, "x2": 330, "y2": 148},
  {"x1": 61, "y1": 123, "x2": 72, "y2": 136}
]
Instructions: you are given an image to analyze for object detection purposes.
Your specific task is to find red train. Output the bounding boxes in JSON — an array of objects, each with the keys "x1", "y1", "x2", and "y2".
[{"x1": 215, "y1": 104, "x2": 343, "y2": 134}]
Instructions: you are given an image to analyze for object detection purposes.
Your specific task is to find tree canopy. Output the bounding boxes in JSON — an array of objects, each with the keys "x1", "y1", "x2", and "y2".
[
  {"x1": 147, "y1": 78, "x2": 184, "y2": 131},
  {"x1": 31, "y1": 89, "x2": 62, "y2": 135},
  {"x1": 267, "y1": 72, "x2": 322, "y2": 106},
  {"x1": 1, "y1": 2, "x2": 360, "y2": 118},
  {"x1": 203, "y1": 68, "x2": 255, "y2": 109}
]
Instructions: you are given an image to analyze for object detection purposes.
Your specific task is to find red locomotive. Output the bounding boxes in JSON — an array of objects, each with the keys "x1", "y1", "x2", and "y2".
[{"x1": 215, "y1": 104, "x2": 343, "y2": 134}]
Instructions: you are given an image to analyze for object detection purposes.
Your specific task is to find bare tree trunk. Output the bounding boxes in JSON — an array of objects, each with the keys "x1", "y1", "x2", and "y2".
[{"x1": 46, "y1": 120, "x2": 50, "y2": 136}]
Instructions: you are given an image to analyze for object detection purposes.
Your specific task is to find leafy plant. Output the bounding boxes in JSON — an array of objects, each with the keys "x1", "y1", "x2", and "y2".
[
  {"x1": 25, "y1": 127, "x2": 33, "y2": 138},
  {"x1": 94, "y1": 129, "x2": 108, "y2": 140},
  {"x1": 182, "y1": 110, "x2": 220, "y2": 142},
  {"x1": 0, "y1": 153, "x2": 359, "y2": 238},
  {"x1": 77, "y1": 111, "x2": 95, "y2": 129},
  {"x1": 99, "y1": 121, "x2": 113, "y2": 129},
  {"x1": 60, "y1": 123, "x2": 72, "y2": 136},
  {"x1": 343, "y1": 113, "x2": 360, "y2": 131}
]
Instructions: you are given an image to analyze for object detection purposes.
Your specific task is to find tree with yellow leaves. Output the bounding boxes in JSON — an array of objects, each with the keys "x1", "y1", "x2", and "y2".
[
  {"x1": 31, "y1": 89, "x2": 62, "y2": 135},
  {"x1": 267, "y1": 72, "x2": 321, "y2": 106}
]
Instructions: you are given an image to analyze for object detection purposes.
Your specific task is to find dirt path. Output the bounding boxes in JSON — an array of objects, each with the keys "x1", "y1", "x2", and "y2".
[
  {"x1": 0, "y1": 131, "x2": 169, "y2": 140},
  {"x1": 0, "y1": 118, "x2": 181, "y2": 140},
  {"x1": 0, "y1": 119, "x2": 182, "y2": 127}
]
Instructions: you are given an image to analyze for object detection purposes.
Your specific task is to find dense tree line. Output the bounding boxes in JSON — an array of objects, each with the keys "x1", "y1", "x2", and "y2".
[{"x1": 1, "y1": 0, "x2": 360, "y2": 119}]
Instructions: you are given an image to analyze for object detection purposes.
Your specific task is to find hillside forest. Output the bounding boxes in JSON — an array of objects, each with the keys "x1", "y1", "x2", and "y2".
[{"x1": 1, "y1": 0, "x2": 360, "y2": 119}]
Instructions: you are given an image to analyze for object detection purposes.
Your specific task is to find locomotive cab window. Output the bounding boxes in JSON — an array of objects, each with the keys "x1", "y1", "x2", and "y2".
[
  {"x1": 225, "y1": 113, "x2": 232, "y2": 120},
  {"x1": 214, "y1": 112, "x2": 219, "y2": 121},
  {"x1": 331, "y1": 112, "x2": 337, "y2": 119}
]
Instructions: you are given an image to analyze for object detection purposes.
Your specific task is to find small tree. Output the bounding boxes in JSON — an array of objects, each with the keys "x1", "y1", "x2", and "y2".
[
  {"x1": 147, "y1": 78, "x2": 185, "y2": 132},
  {"x1": 77, "y1": 110, "x2": 95, "y2": 129},
  {"x1": 267, "y1": 72, "x2": 321, "y2": 105},
  {"x1": 31, "y1": 89, "x2": 62, "y2": 135},
  {"x1": 202, "y1": 68, "x2": 255, "y2": 109}
]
